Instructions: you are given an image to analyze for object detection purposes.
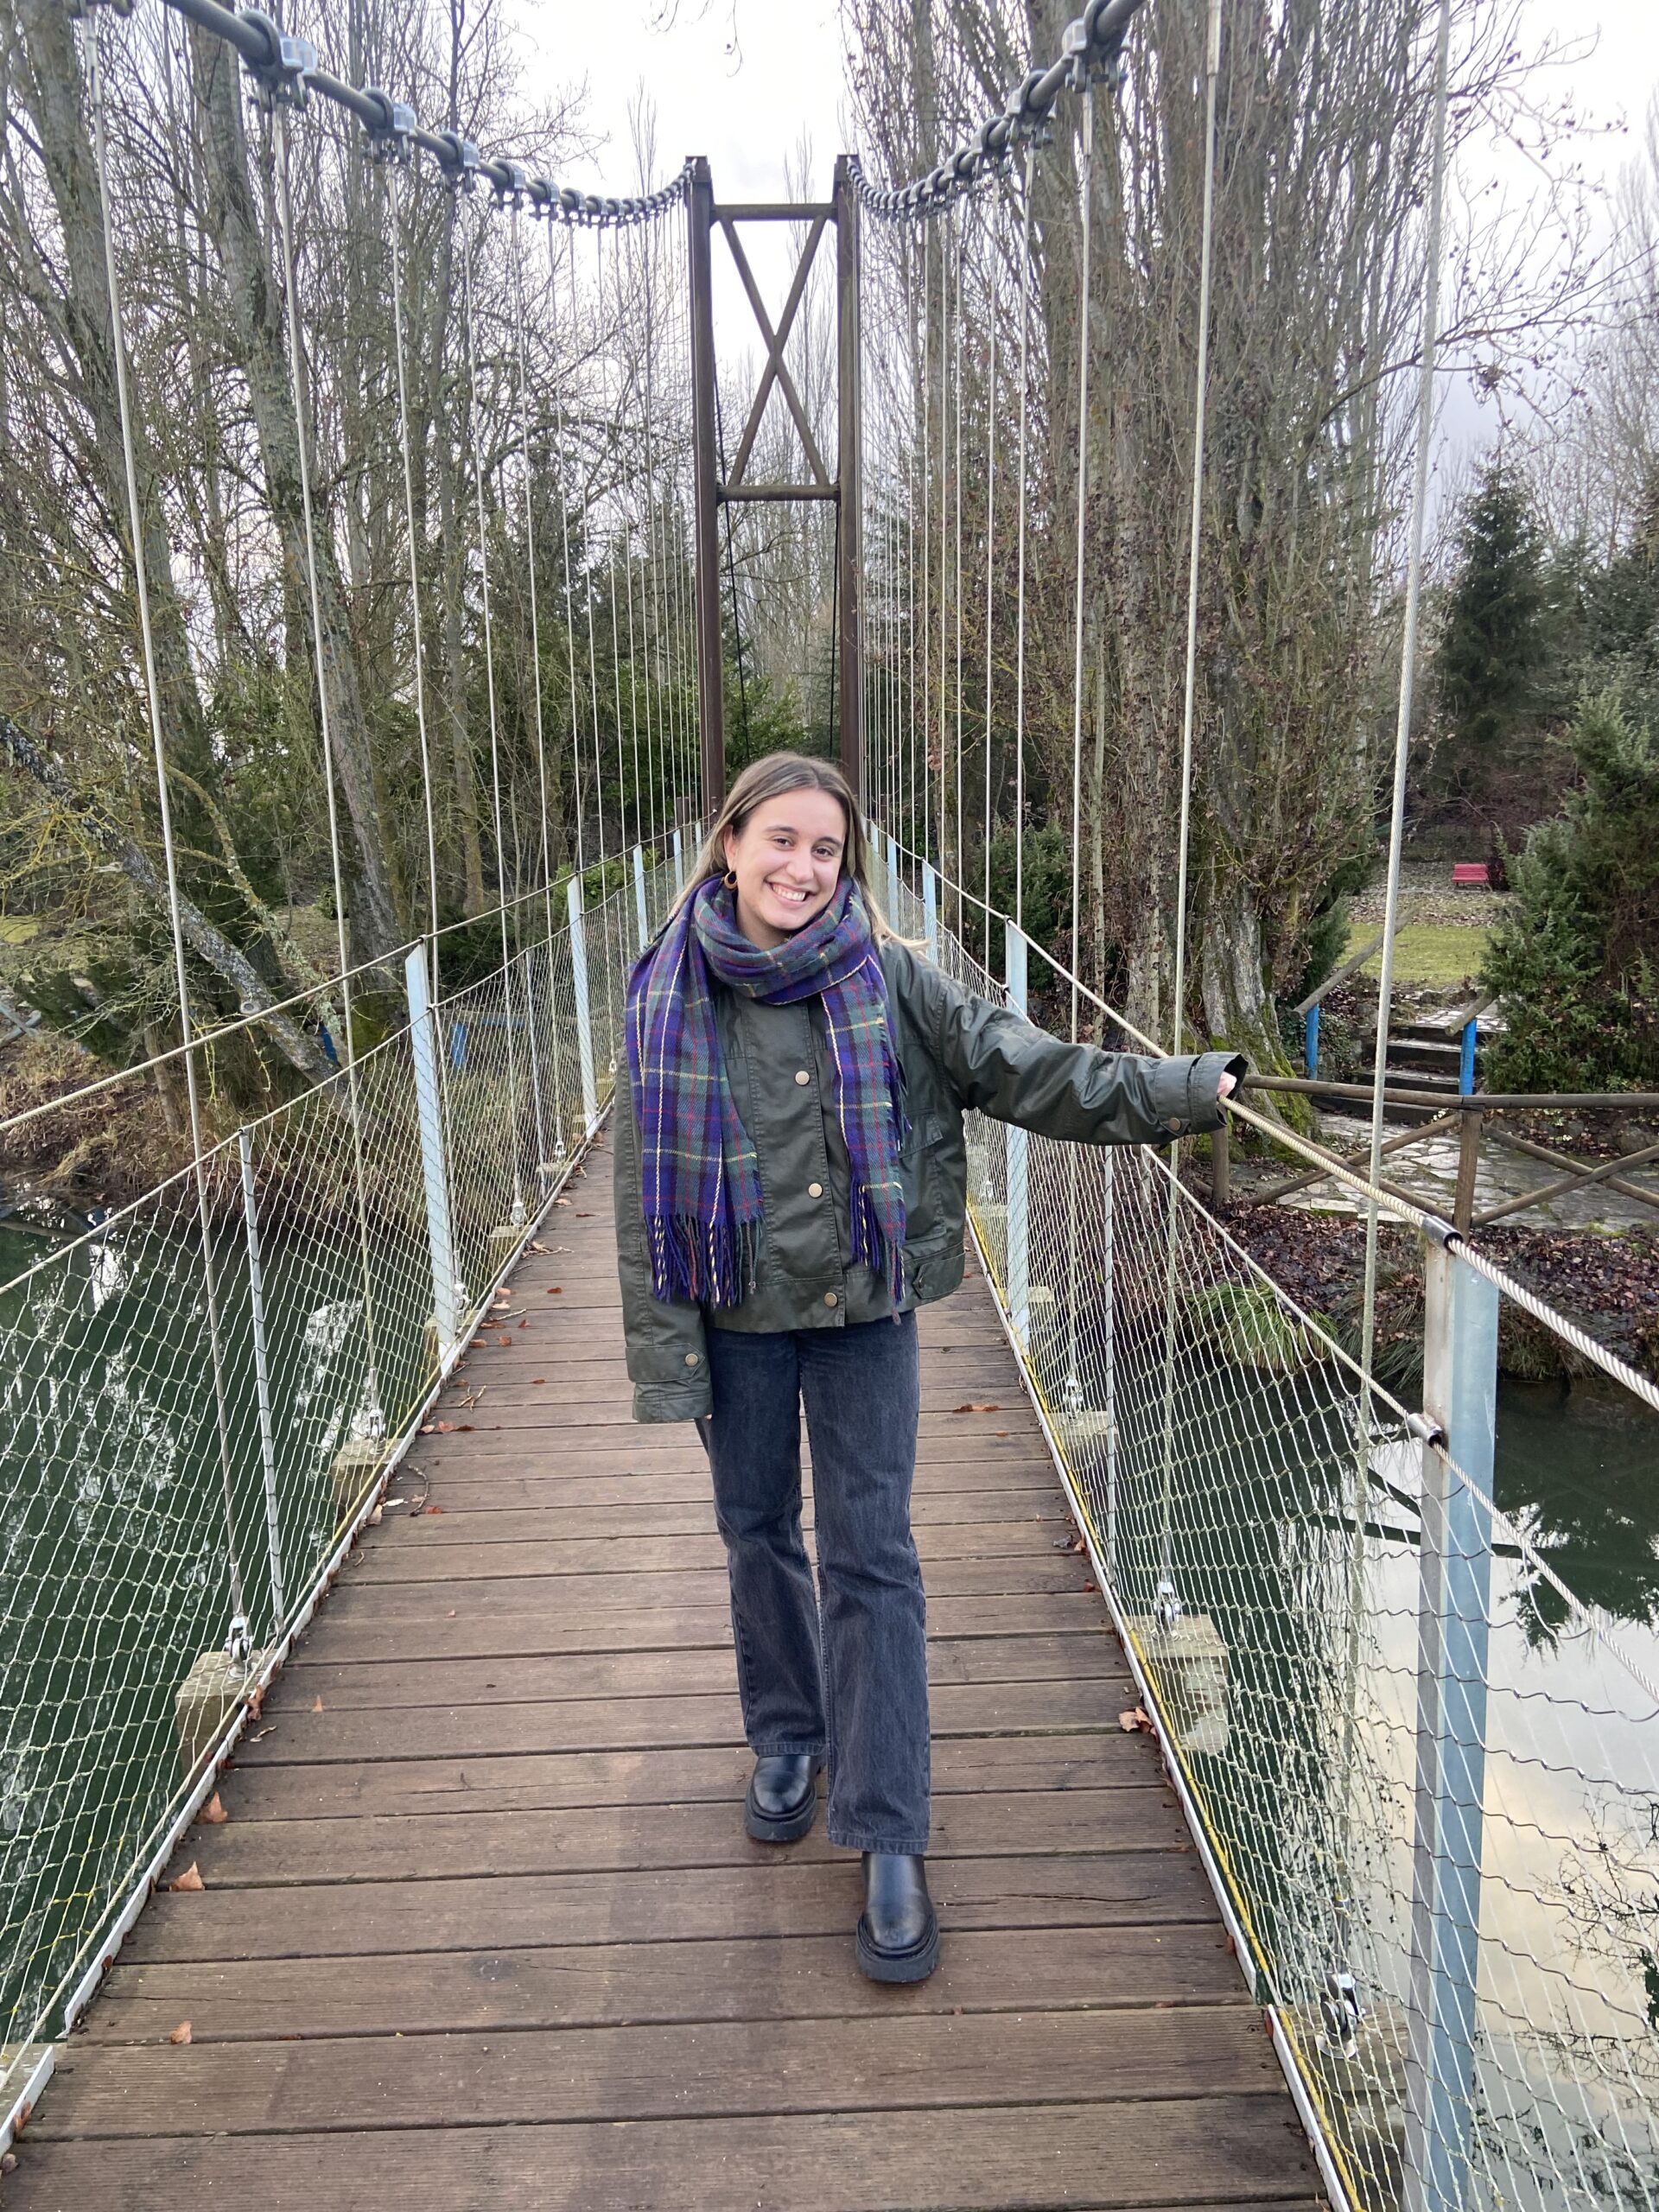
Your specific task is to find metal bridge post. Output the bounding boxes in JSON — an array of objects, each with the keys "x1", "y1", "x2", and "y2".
[
  {"x1": 1403, "y1": 1240, "x2": 1498, "y2": 2212},
  {"x1": 885, "y1": 830, "x2": 899, "y2": 925},
  {"x1": 632, "y1": 842, "x2": 649, "y2": 950},
  {"x1": 236, "y1": 1127, "x2": 287, "y2": 1630},
  {"x1": 672, "y1": 824, "x2": 685, "y2": 899},
  {"x1": 404, "y1": 945, "x2": 461, "y2": 1365},
  {"x1": 567, "y1": 876, "x2": 600, "y2": 1135},
  {"x1": 835, "y1": 155, "x2": 863, "y2": 804},
  {"x1": 687, "y1": 156, "x2": 725, "y2": 817},
  {"x1": 1005, "y1": 925, "x2": 1031, "y2": 1348},
  {"x1": 922, "y1": 861, "x2": 938, "y2": 963}
]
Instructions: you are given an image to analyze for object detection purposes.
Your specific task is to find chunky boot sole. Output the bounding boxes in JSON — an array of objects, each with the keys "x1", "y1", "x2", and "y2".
[
  {"x1": 743, "y1": 1762, "x2": 822, "y2": 1844},
  {"x1": 856, "y1": 1909, "x2": 941, "y2": 1984}
]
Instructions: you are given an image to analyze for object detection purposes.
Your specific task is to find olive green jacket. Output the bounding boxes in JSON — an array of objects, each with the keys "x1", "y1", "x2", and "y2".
[{"x1": 612, "y1": 935, "x2": 1243, "y2": 1422}]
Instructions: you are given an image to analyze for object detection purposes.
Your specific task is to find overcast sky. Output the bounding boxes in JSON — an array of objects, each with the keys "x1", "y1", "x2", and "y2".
[{"x1": 512, "y1": 0, "x2": 1659, "y2": 483}]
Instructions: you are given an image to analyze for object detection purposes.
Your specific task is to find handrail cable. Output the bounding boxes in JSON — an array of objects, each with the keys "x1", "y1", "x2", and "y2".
[
  {"x1": 386, "y1": 155, "x2": 442, "y2": 950},
  {"x1": 880, "y1": 830, "x2": 1659, "y2": 1419},
  {"x1": 1013, "y1": 147, "x2": 1033, "y2": 930}
]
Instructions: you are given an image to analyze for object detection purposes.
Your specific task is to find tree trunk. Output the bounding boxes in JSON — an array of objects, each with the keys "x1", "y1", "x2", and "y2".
[{"x1": 189, "y1": 24, "x2": 404, "y2": 959}]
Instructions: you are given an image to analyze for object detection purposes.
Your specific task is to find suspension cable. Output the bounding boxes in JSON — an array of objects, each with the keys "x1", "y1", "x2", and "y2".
[
  {"x1": 1168, "y1": 0, "x2": 1223, "y2": 1067},
  {"x1": 85, "y1": 5, "x2": 249, "y2": 1640},
  {"x1": 1360, "y1": 0, "x2": 1454, "y2": 1384},
  {"x1": 1014, "y1": 147, "x2": 1033, "y2": 932},
  {"x1": 386, "y1": 156, "x2": 442, "y2": 948},
  {"x1": 272, "y1": 99, "x2": 385, "y2": 1436},
  {"x1": 461, "y1": 200, "x2": 528, "y2": 1224}
]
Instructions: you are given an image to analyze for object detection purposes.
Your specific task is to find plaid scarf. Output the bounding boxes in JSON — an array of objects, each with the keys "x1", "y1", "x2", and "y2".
[{"x1": 626, "y1": 874, "x2": 907, "y2": 1309}]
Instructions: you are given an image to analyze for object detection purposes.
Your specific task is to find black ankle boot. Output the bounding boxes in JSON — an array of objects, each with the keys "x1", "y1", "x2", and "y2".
[
  {"x1": 744, "y1": 1753, "x2": 822, "y2": 1842},
  {"x1": 856, "y1": 1852, "x2": 940, "y2": 1982}
]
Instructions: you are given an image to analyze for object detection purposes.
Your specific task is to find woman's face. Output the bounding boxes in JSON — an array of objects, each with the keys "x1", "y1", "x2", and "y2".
[{"x1": 722, "y1": 787, "x2": 848, "y2": 949}]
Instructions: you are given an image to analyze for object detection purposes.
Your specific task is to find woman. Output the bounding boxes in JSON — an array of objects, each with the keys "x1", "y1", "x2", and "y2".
[{"x1": 613, "y1": 752, "x2": 1242, "y2": 1985}]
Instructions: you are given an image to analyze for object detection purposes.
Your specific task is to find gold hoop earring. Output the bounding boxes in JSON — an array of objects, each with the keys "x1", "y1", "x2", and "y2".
[{"x1": 722, "y1": 869, "x2": 738, "y2": 891}]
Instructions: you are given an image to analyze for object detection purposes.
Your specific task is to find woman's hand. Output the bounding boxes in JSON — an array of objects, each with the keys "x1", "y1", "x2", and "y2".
[{"x1": 1217, "y1": 1069, "x2": 1237, "y2": 1101}]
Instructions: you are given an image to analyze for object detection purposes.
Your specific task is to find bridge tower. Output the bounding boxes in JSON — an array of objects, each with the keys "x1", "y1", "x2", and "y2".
[{"x1": 686, "y1": 155, "x2": 862, "y2": 817}]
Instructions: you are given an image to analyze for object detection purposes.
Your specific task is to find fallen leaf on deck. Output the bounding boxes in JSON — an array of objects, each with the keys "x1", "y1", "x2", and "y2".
[
  {"x1": 1119, "y1": 1707, "x2": 1154, "y2": 1735},
  {"x1": 246, "y1": 1688, "x2": 264, "y2": 1721},
  {"x1": 310, "y1": 1696, "x2": 324, "y2": 1713},
  {"x1": 950, "y1": 1403, "x2": 1001, "y2": 1414},
  {"x1": 496, "y1": 1334, "x2": 512, "y2": 1347},
  {"x1": 420, "y1": 1424, "x2": 435, "y2": 1434},
  {"x1": 518, "y1": 1319, "x2": 529, "y2": 1329},
  {"x1": 457, "y1": 1424, "x2": 474, "y2": 1433},
  {"x1": 367, "y1": 1505, "x2": 383, "y2": 1526},
  {"x1": 433, "y1": 1421, "x2": 456, "y2": 1433},
  {"x1": 169, "y1": 1863, "x2": 205, "y2": 1892},
  {"x1": 446, "y1": 1609, "x2": 457, "y2": 1618},
  {"x1": 168, "y1": 2021, "x2": 192, "y2": 2045},
  {"x1": 554, "y1": 1197, "x2": 571, "y2": 1206},
  {"x1": 200, "y1": 1794, "x2": 228, "y2": 1826},
  {"x1": 532, "y1": 1378, "x2": 545, "y2": 1386},
  {"x1": 530, "y1": 1240, "x2": 549, "y2": 1253},
  {"x1": 423, "y1": 1503, "x2": 446, "y2": 1516},
  {"x1": 251, "y1": 1725, "x2": 276, "y2": 1742}
]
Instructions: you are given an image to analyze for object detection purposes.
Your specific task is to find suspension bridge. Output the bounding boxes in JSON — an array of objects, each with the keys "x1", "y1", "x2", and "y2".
[{"x1": 2, "y1": 1, "x2": 1657, "y2": 2208}]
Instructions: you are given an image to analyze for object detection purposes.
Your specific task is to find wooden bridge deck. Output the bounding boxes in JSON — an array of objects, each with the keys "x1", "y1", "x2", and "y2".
[{"x1": 6, "y1": 1136, "x2": 1320, "y2": 2211}]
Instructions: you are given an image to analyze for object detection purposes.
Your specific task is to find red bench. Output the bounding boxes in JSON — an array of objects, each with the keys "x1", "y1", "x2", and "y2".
[{"x1": 1452, "y1": 861, "x2": 1491, "y2": 888}]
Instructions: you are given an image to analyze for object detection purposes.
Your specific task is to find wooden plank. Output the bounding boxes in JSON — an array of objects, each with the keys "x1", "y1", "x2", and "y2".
[
  {"x1": 302, "y1": 1588, "x2": 1113, "y2": 1662},
  {"x1": 38, "y1": 2006, "x2": 1281, "y2": 2138},
  {"x1": 363, "y1": 1490, "x2": 1071, "y2": 1544},
  {"x1": 175, "y1": 1789, "x2": 1183, "y2": 1890},
  {"x1": 370, "y1": 1503, "x2": 1073, "y2": 1554},
  {"x1": 400, "y1": 1462, "x2": 1061, "y2": 1508},
  {"x1": 354, "y1": 1519, "x2": 1077, "y2": 1578},
  {"x1": 334, "y1": 1556, "x2": 1097, "y2": 1605},
  {"x1": 2, "y1": 2099, "x2": 1320, "y2": 2209},
  {"x1": 221, "y1": 1734, "x2": 1144, "y2": 1821},
  {"x1": 83, "y1": 1923, "x2": 1243, "y2": 2043},
  {"x1": 120, "y1": 1852, "x2": 1217, "y2": 1963},
  {"x1": 237, "y1": 1677, "x2": 1123, "y2": 1764},
  {"x1": 281, "y1": 1632, "x2": 1122, "y2": 1706}
]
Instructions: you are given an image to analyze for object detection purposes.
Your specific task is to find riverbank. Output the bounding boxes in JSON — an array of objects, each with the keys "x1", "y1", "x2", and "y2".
[{"x1": 1217, "y1": 1198, "x2": 1659, "y2": 1389}]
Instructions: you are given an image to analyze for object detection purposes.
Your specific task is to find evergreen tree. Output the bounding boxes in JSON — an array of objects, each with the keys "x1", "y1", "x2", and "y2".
[
  {"x1": 1481, "y1": 691, "x2": 1659, "y2": 1090},
  {"x1": 1435, "y1": 461, "x2": 1549, "y2": 757}
]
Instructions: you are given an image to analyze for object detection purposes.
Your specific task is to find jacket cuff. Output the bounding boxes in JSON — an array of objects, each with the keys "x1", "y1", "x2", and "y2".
[
  {"x1": 632, "y1": 1379, "x2": 713, "y2": 1425},
  {"x1": 1185, "y1": 1050, "x2": 1247, "y2": 1133},
  {"x1": 1147, "y1": 1050, "x2": 1246, "y2": 1138}
]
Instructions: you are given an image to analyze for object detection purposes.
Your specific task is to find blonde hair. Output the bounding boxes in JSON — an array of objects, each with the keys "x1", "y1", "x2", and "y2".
[{"x1": 675, "y1": 752, "x2": 895, "y2": 940}]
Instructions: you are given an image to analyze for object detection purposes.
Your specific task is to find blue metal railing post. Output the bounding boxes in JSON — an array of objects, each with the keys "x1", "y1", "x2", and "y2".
[
  {"x1": 923, "y1": 861, "x2": 938, "y2": 963},
  {"x1": 1005, "y1": 924, "x2": 1030, "y2": 1346},
  {"x1": 671, "y1": 825, "x2": 684, "y2": 899},
  {"x1": 1403, "y1": 1240, "x2": 1498, "y2": 2212},
  {"x1": 1459, "y1": 1017, "x2": 1477, "y2": 1096},
  {"x1": 567, "y1": 876, "x2": 599, "y2": 1135},
  {"x1": 404, "y1": 945, "x2": 461, "y2": 1363},
  {"x1": 1305, "y1": 1001, "x2": 1320, "y2": 1079},
  {"x1": 236, "y1": 1127, "x2": 287, "y2": 1630},
  {"x1": 632, "y1": 842, "x2": 648, "y2": 950},
  {"x1": 886, "y1": 830, "x2": 899, "y2": 923}
]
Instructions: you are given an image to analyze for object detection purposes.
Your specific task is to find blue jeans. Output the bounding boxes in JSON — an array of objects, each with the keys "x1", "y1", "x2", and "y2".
[{"x1": 699, "y1": 1313, "x2": 929, "y2": 1853}]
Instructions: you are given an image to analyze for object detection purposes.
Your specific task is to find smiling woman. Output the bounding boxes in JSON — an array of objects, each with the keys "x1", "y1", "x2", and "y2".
[{"x1": 612, "y1": 748, "x2": 1243, "y2": 1987}]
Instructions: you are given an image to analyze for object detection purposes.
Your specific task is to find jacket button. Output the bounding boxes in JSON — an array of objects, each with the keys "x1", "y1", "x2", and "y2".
[
  {"x1": 823, "y1": 1291, "x2": 838, "y2": 1308},
  {"x1": 794, "y1": 1069, "x2": 810, "y2": 1085},
  {"x1": 1166, "y1": 1117, "x2": 1183, "y2": 1133},
  {"x1": 808, "y1": 1181, "x2": 823, "y2": 1198},
  {"x1": 683, "y1": 1352, "x2": 700, "y2": 1367}
]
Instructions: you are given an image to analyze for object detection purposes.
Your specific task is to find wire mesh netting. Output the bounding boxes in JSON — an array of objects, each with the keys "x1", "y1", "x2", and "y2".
[
  {"x1": 887, "y1": 860, "x2": 1659, "y2": 2212},
  {"x1": 0, "y1": 860, "x2": 676, "y2": 2098}
]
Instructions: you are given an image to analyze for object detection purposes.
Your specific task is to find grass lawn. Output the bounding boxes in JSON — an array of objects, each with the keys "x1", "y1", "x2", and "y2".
[{"x1": 1344, "y1": 921, "x2": 1491, "y2": 988}]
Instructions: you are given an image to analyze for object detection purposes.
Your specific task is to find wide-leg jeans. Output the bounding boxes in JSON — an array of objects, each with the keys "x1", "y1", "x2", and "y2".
[{"x1": 699, "y1": 1312, "x2": 929, "y2": 1853}]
